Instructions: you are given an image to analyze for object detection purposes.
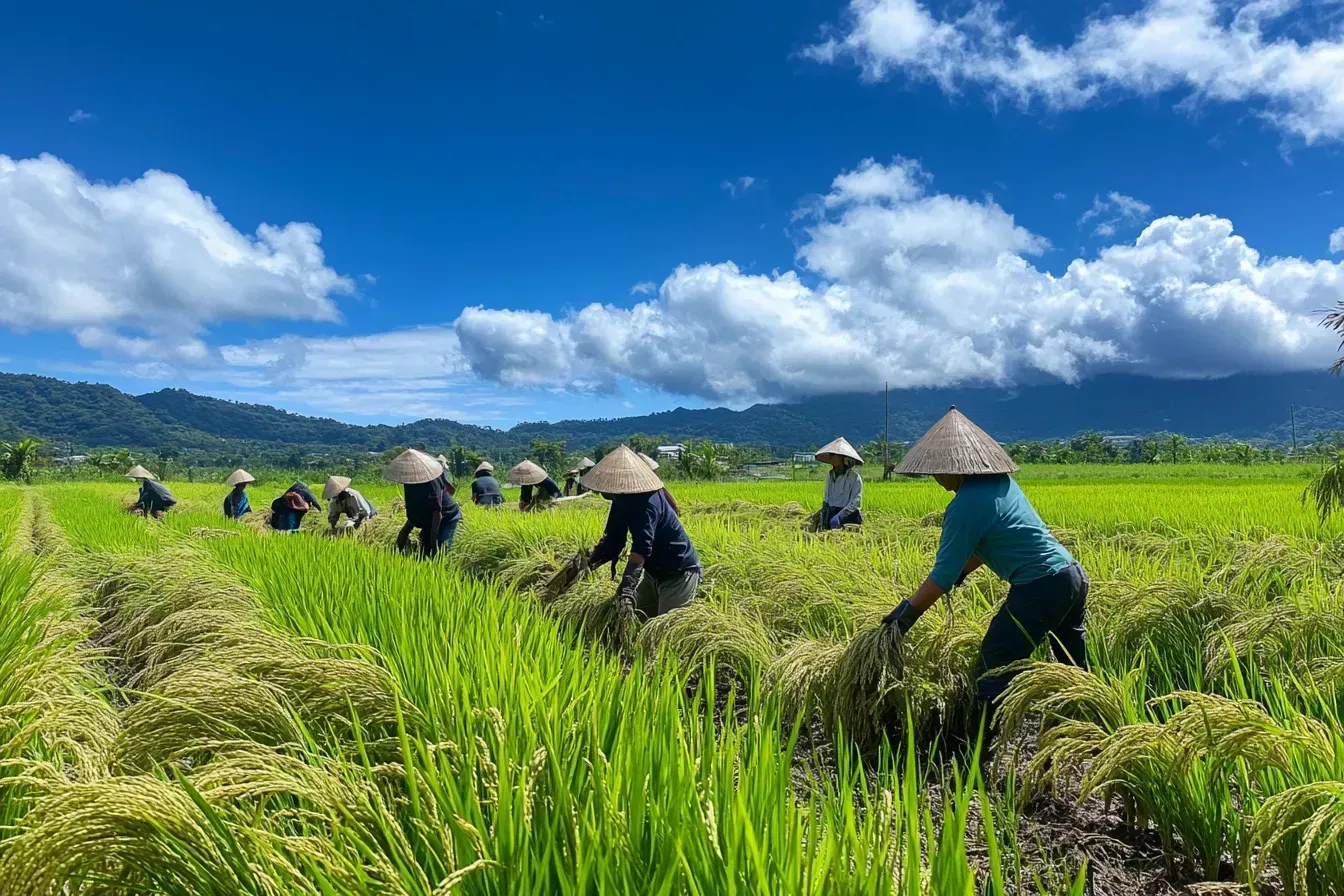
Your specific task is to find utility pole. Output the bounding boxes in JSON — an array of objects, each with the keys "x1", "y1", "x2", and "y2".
[
  {"x1": 883, "y1": 382, "x2": 891, "y2": 481},
  {"x1": 1291, "y1": 404, "x2": 1298, "y2": 455}
]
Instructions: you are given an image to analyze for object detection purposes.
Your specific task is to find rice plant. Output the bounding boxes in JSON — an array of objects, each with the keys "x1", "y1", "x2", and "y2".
[{"x1": 4, "y1": 464, "x2": 1342, "y2": 893}]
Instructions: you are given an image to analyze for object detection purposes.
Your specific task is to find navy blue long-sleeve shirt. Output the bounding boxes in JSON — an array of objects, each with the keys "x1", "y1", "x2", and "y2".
[
  {"x1": 592, "y1": 490, "x2": 699, "y2": 579},
  {"x1": 404, "y1": 479, "x2": 462, "y2": 529}
]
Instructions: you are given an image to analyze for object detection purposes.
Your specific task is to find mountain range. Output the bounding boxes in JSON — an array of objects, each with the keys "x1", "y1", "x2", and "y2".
[{"x1": 0, "y1": 371, "x2": 1339, "y2": 456}]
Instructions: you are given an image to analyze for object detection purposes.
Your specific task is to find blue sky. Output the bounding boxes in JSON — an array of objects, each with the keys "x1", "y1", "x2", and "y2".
[{"x1": 2, "y1": 0, "x2": 1343, "y2": 427}]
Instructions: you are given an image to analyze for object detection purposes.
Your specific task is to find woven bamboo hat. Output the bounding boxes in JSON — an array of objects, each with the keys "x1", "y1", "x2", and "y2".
[
  {"x1": 225, "y1": 469, "x2": 255, "y2": 487},
  {"x1": 125, "y1": 465, "x2": 156, "y2": 481},
  {"x1": 322, "y1": 475, "x2": 352, "y2": 500},
  {"x1": 894, "y1": 406, "x2": 1018, "y2": 476},
  {"x1": 815, "y1": 437, "x2": 863, "y2": 466},
  {"x1": 637, "y1": 451, "x2": 660, "y2": 471},
  {"x1": 474, "y1": 461, "x2": 494, "y2": 474},
  {"x1": 578, "y1": 457, "x2": 596, "y2": 471},
  {"x1": 385, "y1": 449, "x2": 444, "y2": 485},
  {"x1": 581, "y1": 445, "x2": 663, "y2": 495},
  {"x1": 507, "y1": 460, "x2": 549, "y2": 486}
]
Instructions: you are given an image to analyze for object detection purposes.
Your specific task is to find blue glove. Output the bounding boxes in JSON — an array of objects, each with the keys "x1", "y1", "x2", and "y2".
[{"x1": 829, "y1": 514, "x2": 842, "y2": 529}]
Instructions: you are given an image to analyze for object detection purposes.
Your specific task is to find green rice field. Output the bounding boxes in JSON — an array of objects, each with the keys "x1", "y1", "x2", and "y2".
[{"x1": 0, "y1": 466, "x2": 1340, "y2": 894}]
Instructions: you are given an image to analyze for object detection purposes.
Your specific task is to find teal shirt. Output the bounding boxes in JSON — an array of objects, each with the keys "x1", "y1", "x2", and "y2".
[{"x1": 929, "y1": 476, "x2": 1074, "y2": 591}]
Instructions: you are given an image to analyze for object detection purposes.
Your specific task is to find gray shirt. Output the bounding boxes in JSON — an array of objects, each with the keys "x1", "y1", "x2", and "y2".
[
  {"x1": 328, "y1": 488, "x2": 375, "y2": 526},
  {"x1": 822, "y1": 468, "x2": 862, "y2": 516}
]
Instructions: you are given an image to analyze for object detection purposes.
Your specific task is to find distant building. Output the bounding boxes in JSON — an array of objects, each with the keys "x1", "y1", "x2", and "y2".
[
  {"x1": 54, "y1": 455, "x2": 88, "y2": 466},
  {"x1": 792, "y1": 452, "x2": 819, "y2": 464},
  {"x1": 656, "y1": 444, "x2": 686, "y2": 459}
]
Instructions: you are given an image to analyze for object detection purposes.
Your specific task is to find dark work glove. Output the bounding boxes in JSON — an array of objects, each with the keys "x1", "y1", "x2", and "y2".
[
  {"x1": 616, "y1": 559, "x2": 643, "y2": 606},
  {"x1": 829, "y1": 514, "x2": 842, "y2": 530},
  {"x1": 590, "y1": 539, "x2": 616, "y2": 568},
  {"x1": 881, "y1": 599, "x2": 925, "y2": 635}
]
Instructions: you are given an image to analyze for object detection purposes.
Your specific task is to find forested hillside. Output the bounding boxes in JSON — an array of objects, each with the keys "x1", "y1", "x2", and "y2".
[{"x1": 0, "y1": 370, "x2": 1339, "y2": 455}]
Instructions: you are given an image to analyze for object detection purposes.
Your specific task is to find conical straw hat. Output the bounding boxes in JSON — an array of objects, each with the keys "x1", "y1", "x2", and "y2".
[
  {"x1": 578, "y1": 457, "x2": 596, "y2": 471},
  {"x1": 475, "y1": 461, "x2": 494, "y2": 474},
  {"x1": 638, "y1": 452, "x2": 660, "y2": 471},
  {"x1": 815, "y1": 437, "x2": 863, "y2": 465},
  {"x1": 894, "y1": 406, "x2": 1018, "y2": 476},
  {"x1": 507, "y1": 460, "x2": 548, "y2": 486},
  {"x1": 225, "y1": 469, "x2": 255, "y2": 487},
  {"x1": 322, "y1": 475, "x2": 352, "y2": 500},
  {"x1": 581, "y1": 445, "x2": 663, "y2": 495},
  {"x1": 125, "y1": 465, "x2": 156, "y2": 480},
  {"x1": 385, "y1": 449, "x2": 444, "y2": 484}
]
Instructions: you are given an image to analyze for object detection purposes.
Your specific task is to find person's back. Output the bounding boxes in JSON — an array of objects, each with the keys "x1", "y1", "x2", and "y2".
[
  {"x1": 329, "y1": 488, "x2": 375, "y2": 527},
  {"x1": 471, "y1": 473, "x2": 503, "y2": 506},
  {"x1": 270, "y1": 491, "x2": 309, "y2": 531},
  {"x1": 610, "y1": 490, "x2": 699, "y2": 578},
  {"x1": 935, "y1": 475, "x2": 1072, "y2": 588},
  {"x1": 141, "y1": 479, "x2": 177, "y2": 514},
  {"x1": 288, "y1": 481, "x2": 321, "y2": 512}
]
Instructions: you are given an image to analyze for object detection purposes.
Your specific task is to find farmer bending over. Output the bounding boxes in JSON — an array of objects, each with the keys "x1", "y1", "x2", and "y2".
[
  {"x1": 324, "y1": 475, "x2": 376, "y2": 529},
  {"x1": 387, "y1": 449, "x2": 462, "y2": 558},
  {"x1": 127, "y1": 465, "x2": 176, "y2": 519},
  {"x1": 813, "y1": 437, "x2": 863, "y2": 530},
  {"x1": 508, "y1": 460, "x2": 562, "y2": 511},
  {"x1": 270, "y1": 489, "x2": 311, "y2": 532},
  {"x1": 881, "y1": 407, "x2": 1088, "y2": 752},
  {"x1": 586, "y1": 445, "x2": 700, "y2": 619}
]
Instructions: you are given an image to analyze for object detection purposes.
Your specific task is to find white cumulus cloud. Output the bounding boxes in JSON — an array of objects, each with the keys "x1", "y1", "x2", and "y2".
[
  {"x1": 1331, "y1": 226, "x2": 1344, "y2": 254},
  {"x1": 0, "y1": 153, "x2": 353, "y2": 361},
  {"x1": 448, "y1": 157, "x2": 1340, "y2": 401},
  {"x1": 805, "y1": 0, "x2": 1344, "y2": 144}
]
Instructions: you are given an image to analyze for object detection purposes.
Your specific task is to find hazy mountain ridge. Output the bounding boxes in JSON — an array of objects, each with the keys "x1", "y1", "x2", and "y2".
[{"x1": 0, "y1": 371, "x2": 1338, "y2": 454}]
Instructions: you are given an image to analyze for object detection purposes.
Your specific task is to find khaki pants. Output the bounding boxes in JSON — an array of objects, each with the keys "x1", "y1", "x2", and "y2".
[{"x1": 634, "y1": 570, "x2": 700, "y2": 618}]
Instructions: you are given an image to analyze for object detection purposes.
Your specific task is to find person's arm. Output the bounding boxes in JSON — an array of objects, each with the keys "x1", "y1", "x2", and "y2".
[
  {"x1": 590, "y1": 503, "x2": 628, "y2": 565},
  {"x1": 396, "y1": 520, "x2": 414, "y2": 551},
  {"x1": 627, "y1": 498, "x2": 657, "y2": 567},
  {"x1": 615, "y1": 500, "x2": 658, "y2": 603},
  {"x1": 956, "y1": 555, "x2": 984, "y2": 586},
  {"x1": 427, "y1": 508, "x2": 441, "y2": 548},
  {"x1": 884, "y1": 495, "x2": 987, "y2": 632},
  {"x1": 328, "y1": 499, "x2": 341, "y2": 529}
]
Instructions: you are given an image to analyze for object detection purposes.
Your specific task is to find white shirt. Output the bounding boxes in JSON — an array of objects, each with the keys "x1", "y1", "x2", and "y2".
[{"x1": 822, "y1": 468, "x2": 863, "y2": 515}]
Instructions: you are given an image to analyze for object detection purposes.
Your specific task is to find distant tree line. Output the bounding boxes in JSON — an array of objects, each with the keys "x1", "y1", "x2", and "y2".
[{"x1": 1001, "y1": 431, "x2": 1344, "y2": 465}]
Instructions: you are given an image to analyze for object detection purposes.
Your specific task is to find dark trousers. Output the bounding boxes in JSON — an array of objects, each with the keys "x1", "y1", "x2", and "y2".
[
  {"x1": 974, "y1": 563, "x2": 1089, "y2": 707},
  {"x1": 814, "y1": 505, "x2": 863, "y2": 530}
]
